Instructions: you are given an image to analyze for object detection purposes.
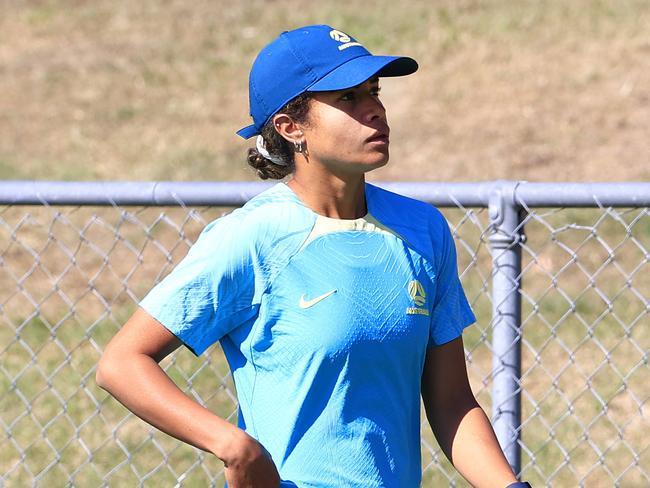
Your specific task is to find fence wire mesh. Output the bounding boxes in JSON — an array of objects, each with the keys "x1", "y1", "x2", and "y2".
[{"x1": 0, "y1": 199, "x2": 648, "y2": 487}]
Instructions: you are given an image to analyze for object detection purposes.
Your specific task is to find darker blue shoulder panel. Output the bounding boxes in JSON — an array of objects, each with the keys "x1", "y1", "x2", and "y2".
[{"x1": 365, "y1": 183, "x2": 451, "y2": 267}]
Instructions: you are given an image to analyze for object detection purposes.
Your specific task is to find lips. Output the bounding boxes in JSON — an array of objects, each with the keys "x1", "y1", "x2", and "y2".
[{"x1": 366, "y1": 129, "x2": 390, "y2": 144}]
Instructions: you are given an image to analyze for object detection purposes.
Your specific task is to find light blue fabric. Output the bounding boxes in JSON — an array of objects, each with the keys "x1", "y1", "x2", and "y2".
[{"x1": 140, "y1": 182, "x2": 475, "y2": 487}]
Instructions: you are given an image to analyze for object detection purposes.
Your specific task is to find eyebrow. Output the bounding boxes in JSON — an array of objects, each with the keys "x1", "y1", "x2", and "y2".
[{"x1": 352, "y1": 77, "x2": 379, "y2": 90}]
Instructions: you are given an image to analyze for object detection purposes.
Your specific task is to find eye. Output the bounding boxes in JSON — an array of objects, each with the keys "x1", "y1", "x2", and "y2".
[
  {"x1": 370, "y1": 86, "x2": 381, "y2": 97},
  {"x1": 340, "y1": 91, "x2": 356, "y2": 101}
]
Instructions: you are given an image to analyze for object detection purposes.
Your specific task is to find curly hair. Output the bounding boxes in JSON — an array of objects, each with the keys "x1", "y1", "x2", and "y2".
[{"x1": 246, "y1": 93, "x2": 312, "y2": 180}]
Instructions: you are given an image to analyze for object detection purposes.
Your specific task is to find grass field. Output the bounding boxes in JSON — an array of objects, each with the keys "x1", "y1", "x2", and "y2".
[
  {"x1": 1, "y1": 0, "x2": 649, "y2": 184},
  {"x1": 1, "y1": 0, "x2": 650, "y2": 486},
  {"x1": 1, "y1": 203, "x2": 648, "y2": 486}
]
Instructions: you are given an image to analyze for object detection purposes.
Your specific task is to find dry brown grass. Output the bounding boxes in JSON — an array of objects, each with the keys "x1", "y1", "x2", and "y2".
[{"x1": 1, "y1": 0, "x2": 648, "y2": 183}]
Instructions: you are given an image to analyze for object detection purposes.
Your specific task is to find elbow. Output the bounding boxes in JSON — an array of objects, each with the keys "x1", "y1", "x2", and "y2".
[{"x1": 95, "y1": 352, "x2": 118, "y2": 391}]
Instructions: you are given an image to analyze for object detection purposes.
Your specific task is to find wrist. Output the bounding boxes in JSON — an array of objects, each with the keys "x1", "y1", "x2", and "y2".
[
  {"x1": 216, "y1": 427, "x2": 258, "y2": 467},
  {"x1": 205, "y1": 420, "x2": 243, "y2": 464}
]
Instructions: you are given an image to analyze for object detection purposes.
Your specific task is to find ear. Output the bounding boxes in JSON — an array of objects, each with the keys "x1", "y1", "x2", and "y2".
[{"x1": 272, "y1": 113, "x2": 304, "y2": 145}]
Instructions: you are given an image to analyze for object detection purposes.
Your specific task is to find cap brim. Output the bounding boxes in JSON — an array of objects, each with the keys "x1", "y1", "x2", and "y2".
[
  {"x1": 308, "y1": 55, "x2": 418, "y2": 92},
  {"x1": 236, "y1": 55, "x2": 418, "y2": 139},
  {"x1": 236, "y1": 124, "x2": 259, "y2": 139}
]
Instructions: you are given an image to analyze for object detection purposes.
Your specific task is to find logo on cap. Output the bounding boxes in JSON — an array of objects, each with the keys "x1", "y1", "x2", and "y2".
[{"x1": 329, "y1": 29, "x2": 363, "y2": 51}]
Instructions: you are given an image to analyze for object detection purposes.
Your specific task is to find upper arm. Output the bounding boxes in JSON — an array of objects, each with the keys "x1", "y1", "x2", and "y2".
[
  {"x1": 101, "y1": 307, "x2": 182, "y2": 364},
  {"x1": 427, "y1": 211, "x2": 476, "y2": 347},
  {"x1": 421, "y1": 336, "x2": 477, "y2": 412},
  {"x1": 138, "y1": 216, "x2": 260, "y2": 356}
]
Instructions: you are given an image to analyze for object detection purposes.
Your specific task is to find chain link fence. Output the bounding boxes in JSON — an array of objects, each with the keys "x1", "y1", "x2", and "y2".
[{"x1": 1, "y1": 181, "x2": 648, "y2": 487}]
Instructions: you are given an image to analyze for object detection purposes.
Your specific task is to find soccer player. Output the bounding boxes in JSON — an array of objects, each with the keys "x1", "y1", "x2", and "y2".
[{"x1": 96, "y1": 25, "x2": 531, "y2": 488}]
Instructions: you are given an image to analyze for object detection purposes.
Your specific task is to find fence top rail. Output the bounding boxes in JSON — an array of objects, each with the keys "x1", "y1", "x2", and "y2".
[{"x1": 1, "y1": 180, "x2": 649, "y2": 207}]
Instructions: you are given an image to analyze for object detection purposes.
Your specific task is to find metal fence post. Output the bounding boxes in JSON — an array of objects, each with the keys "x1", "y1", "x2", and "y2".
[{"x1": 488, "y1": 181, "x2": 524, "y2": 473}]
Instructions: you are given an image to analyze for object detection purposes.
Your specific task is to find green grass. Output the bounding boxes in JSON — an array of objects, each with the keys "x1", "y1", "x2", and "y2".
[
  {"x1": 1, "y1": 310, "x2": 234, "y2": 487},
  {"x1": 2, "y1": 204, "x2": 648, "y2": 485}
]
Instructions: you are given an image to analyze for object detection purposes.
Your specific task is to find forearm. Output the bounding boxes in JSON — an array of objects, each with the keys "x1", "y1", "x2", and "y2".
[
  {"x1": 96, "y1": 351, "x2": 238, "y2": 461},
  {"x1": 428, "y1": 403, "x2": 517, "y2": 488}
]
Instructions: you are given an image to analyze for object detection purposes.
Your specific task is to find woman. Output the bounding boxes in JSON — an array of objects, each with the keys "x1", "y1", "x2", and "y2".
[{"x1": 97, "y1": 25, "x2": 530, "y2": 488}]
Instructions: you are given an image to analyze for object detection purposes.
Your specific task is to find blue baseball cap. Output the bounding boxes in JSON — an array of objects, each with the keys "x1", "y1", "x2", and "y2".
[{"x1": 236, "y1": 25, "x2": 418, "y2": 139}]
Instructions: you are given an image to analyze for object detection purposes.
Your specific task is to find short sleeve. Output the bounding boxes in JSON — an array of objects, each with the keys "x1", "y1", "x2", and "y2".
[
  {"x1": 139, "y1": 216, "x2": 258, "y2": 356},
  {"x1": 428, "y1": 213, "x2": 476, "y2": 347}
]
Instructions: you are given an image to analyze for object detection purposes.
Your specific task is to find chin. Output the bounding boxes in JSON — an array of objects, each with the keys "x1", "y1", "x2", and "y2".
[
  {"x1": 326, "y1": 152, "x2": 389, "y2": 175},
  {"x1": 371, "y1": 158, "x2": 389, "y2": 171},
  {"x1": 366, "y1": 153, "x2": 390, "y2": 171}
]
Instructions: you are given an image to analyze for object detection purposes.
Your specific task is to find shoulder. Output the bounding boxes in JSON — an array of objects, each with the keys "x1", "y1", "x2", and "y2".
[
  {"x1": 366, "y1": 183, "x2": 452, "y2": 259},
  {"x1": 201, "y1": 183, "x2": 314, "y2": 242},
  {"x1": 366, "y1": 183, "x2": 447, "y2": 225},
  {"x1": 195, "y1": 183, "x2": 315, "y2": 274},
  {"x1": 366, "y1": 183, "x2": 432, "y2": 211}
]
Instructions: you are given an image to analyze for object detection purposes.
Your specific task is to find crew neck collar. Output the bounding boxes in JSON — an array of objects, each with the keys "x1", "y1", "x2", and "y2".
[{"x1": 280, "y1": 182, "x2": 370, "y2": 222}]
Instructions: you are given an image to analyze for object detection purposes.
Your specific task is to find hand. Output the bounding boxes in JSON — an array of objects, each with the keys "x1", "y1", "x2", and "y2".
[{"x1": 223, "y1": 430, "x2": 280, "y2": 488}]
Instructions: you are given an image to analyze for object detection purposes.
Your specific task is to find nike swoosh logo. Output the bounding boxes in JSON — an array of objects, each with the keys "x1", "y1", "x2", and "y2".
[{"x1": 299, "y1": 289, "x2": 337, "y2": 309}]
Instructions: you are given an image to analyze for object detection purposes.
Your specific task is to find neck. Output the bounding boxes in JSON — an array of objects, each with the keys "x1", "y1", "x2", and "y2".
[{"x1": 287, "y1": 165, "x2": 367, "y2": 220}]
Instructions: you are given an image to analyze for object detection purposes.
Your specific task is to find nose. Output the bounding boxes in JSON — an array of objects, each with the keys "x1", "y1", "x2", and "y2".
[{"x1": 362, "y1": 94, "x2": 386, "y2": 123}]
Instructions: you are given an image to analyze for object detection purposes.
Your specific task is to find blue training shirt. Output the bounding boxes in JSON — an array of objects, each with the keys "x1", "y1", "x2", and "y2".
[{"x1": 140, "y1": 182, "x2": 476, "y2": 487}]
